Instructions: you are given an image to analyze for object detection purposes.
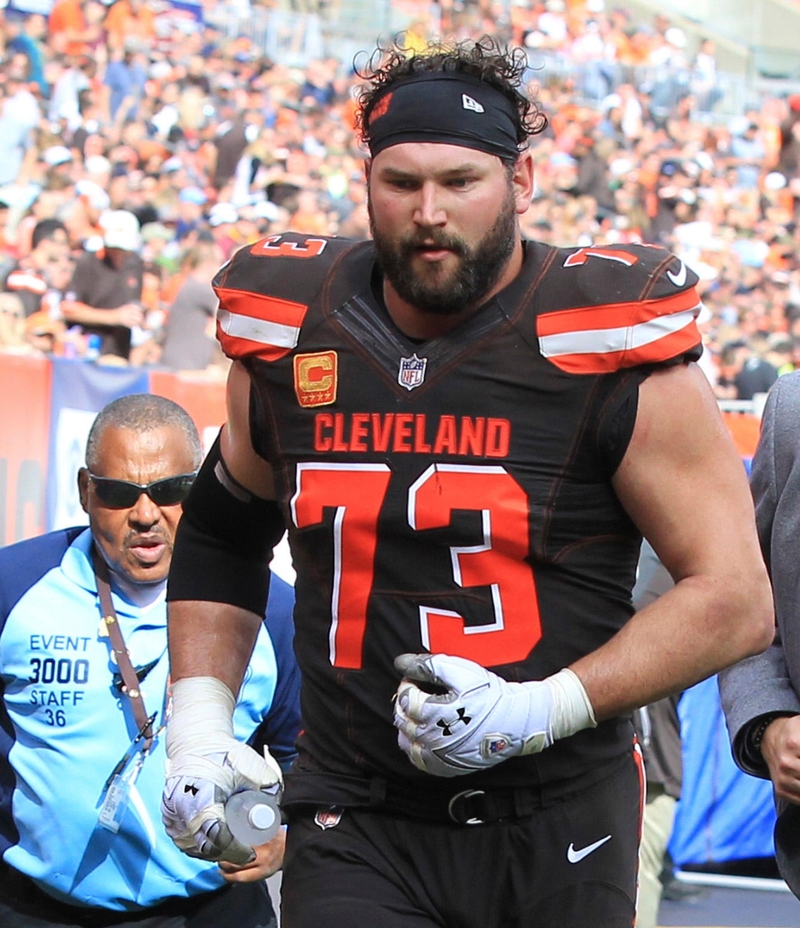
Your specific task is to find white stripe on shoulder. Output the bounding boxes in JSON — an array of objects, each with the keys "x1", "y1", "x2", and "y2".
[
  {"x1": 217, "y1": 308, "x2": 300, "y2": 350},
  {"x1": 540, "y1": 306, "x2": 700, "y2": 358}
]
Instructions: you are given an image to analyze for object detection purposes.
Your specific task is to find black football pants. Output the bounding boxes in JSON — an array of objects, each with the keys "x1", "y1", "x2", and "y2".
[{"x1": 281, "y1": 751, "x2": 643, "y2": 928}]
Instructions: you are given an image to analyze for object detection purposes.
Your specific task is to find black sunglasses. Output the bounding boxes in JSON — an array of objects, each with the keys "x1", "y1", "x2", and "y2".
[{"x1": 88, "y1": 472, "x2": 198, "y2": 509}]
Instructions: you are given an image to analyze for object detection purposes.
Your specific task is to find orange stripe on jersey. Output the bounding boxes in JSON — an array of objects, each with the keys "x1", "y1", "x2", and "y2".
[
  {"x1": 541, "y1": 318, "x2": 701, "y2": 374},
  {"x1": 632, "y1": 738, "x2": 646, "y2": 853},
  {"x1": 214, "y1": 286, "x2": 309, "y2": 362},
  {"x1": 549, "y1": 320, "x2": 701, "y2": 374},
  {"x1": 537, "y1": 289, "x2": 702, "y2": 374},
  {"x1": 538, "y1": 287, "x2": 700, "y2": 337}
]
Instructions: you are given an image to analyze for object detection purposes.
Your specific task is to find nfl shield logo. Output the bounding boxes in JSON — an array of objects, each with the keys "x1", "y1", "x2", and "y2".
[
  {"x1": 398, "y1": 353, "x2": 427, "y2": 391},
  {"x1": 314, "y1": 807, "x2": 343, "y2": 830}
]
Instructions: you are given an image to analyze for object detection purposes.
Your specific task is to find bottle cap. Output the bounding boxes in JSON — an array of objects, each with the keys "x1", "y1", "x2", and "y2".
[{"x1": 225, "y1": 788, "x2": 282, "y2": 845}]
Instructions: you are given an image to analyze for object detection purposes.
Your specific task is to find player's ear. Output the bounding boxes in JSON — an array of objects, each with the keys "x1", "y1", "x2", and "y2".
[
  {"x1": 364, "y1": 159, "x2": 372, "y2": 184},
  {"x1": 78, "y1": 467, "x2": 90, "y2": 515},
  {"x1": 512, "y1": 151, "x2": 534, "y2": 215}
]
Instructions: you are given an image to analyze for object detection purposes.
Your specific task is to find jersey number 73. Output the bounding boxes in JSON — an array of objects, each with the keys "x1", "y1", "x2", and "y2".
[{"x1": 291, "y1": 463, "x2": 542, "y2": 669}]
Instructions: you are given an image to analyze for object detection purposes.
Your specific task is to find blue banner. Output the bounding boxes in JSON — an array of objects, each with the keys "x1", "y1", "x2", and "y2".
[
  {"x1": 46, "y1": 359, "x2": 149, "y2": 532},
  {"x1": 670, "y1": 676, "x2": 776, "y2": 866}
]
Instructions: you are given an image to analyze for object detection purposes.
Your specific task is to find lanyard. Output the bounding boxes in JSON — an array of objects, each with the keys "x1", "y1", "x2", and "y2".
[{"x1": 93, "y1": 550, "x2": 154, "y2": 752}]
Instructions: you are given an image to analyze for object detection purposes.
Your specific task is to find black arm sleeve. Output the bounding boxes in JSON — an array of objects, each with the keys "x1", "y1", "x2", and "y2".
[{"x1": 167, "y1": 434, "x2": 287, "y2": 616}]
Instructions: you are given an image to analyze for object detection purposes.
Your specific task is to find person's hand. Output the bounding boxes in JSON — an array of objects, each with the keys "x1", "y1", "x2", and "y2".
[
  {"x1": 393, "y1": 653, "x2": 596, "y2": 777},
  {"x1": 393, "y1": 653, "x2": 556, "y2": 777},
  {"x1": 162, "y1": 742, "x2": 283, "y2": 865},
  {"x1": 161, "y1": 676, "x2": 282, "y2": 865},
  {"x1": 761, "y1": 715, "x2": 800, "y2": 803},
  {"x1": 218, "y1": 828, "x2": 286, "y2": 883},
  {"x1": 112, "y1": 303, "x2": 145, "y2": 328}
]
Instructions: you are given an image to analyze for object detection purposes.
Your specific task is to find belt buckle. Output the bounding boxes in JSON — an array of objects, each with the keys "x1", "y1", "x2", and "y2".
[{"x1": 447, "y1": 789, "x2": 486, "y2": 825}]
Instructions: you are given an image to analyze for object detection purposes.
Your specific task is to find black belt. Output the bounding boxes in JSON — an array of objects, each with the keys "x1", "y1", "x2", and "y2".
[
  {"x1": 284, "y1": 771, "x2": 558, "y2": 826},
  {"x1": 283, "y1": 755, "x2": 628, "y2": 826},
  {"x1": 385, "y1": 777, "x2": 544, "y2": 824},
  {"x1": 0, "y1": 859, "x2": 230, "y2": 927}
]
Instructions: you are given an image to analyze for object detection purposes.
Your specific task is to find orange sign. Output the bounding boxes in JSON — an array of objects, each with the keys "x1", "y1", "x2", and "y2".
[
  {"x1": 0, "y1": 355, "x2": 51, "y2": 544},
  {"x1": 149, "y1": 370, "x2": 227, "y2": 450},
  {"x1": 721, "y1": 411, "x2": 761, "y2": 461}
]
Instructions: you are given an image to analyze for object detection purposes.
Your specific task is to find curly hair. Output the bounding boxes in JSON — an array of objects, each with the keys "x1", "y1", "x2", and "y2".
[{"x1": 354, "y1": 35, "x2": 547, "y2": 155}]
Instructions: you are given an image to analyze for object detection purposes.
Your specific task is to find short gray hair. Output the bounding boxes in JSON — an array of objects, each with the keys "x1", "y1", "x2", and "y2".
[{"x1": 85, "y1": 394, "x2": 203, "y2": 471}]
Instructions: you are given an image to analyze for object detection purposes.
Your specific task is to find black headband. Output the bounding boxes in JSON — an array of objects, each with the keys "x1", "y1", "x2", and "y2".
[{"x1": 366, "y1": 71, "x2": 521, "y2": 160}]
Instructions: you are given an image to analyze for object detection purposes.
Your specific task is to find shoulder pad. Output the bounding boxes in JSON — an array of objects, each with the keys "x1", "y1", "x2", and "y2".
[
  {"x1": 536, "y1": 244, "x2": 703, "y2": 374},
  {"x1": 213, "y1": 233, "x2": 355, "y2": 362}
]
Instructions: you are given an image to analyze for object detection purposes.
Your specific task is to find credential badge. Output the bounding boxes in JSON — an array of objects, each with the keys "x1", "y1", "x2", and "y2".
[{"x1": 398, "y1": 353, "x2": 427, "y2": 391}]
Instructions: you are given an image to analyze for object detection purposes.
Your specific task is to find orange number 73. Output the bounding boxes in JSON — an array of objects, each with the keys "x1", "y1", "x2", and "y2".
[{"x1": 290, "y1": 463, "x2": 542, "y2": 669}]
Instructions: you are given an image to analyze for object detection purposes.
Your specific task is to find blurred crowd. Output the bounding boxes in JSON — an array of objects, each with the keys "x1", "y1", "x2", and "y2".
[{"x1": 0, "y1": 0, "x2": 798, "y2": 399}]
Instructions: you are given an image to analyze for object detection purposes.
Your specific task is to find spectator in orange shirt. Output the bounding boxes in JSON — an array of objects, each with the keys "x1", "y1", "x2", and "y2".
[
  {"x1": 103, "y1": 0, "x2": 156, "y2": 55},
  {"x1": 48, "y1": 0, "x2": 94, "y2": 58}
]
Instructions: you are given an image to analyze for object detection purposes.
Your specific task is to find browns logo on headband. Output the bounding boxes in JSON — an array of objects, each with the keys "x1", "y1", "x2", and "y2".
[{"x1": 365, "y1": 71, "x2": 521, "y2": 161}]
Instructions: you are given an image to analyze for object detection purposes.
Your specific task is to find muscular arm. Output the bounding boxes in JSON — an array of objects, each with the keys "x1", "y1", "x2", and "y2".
[
  {"x1": 571, "y1": 363, "x2": 774, "y2": 719},
  {"x1": 168, "y1": 362, "x2": 278, "y2": 696},
  {"x1": 163, "y1": 364, "x2": 288, "y2": 863}
]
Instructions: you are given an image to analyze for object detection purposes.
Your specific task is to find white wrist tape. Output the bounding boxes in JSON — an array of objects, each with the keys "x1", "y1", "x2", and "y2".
[
  {"x1": 167, "y1": 676, "x2": 236, "y2": 758},
  {"x1": 545, "y1": 667, "x2": 597, "y2": 742}
]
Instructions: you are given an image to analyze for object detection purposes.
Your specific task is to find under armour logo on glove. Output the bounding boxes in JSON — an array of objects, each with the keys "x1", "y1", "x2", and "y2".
[
  {"x1": 393, "y1": 652, "x2": 558, "y2": 778},
  {"x1": 163, "y1": 743, "x2": 282, "y2": 865},
  {"x1": 436, "y1": 708, "x2": 472, "y2": 736}
]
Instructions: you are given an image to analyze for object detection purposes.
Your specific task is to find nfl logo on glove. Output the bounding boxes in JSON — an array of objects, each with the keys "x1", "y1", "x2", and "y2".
[{"x1": 486, "y1": 736, "x2": 510, "y2": 755}]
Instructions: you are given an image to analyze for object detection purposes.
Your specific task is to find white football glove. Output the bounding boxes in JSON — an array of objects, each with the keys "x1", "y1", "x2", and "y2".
[
  {"x1": 392, "y1": 653, "x2": 596, "y2": 778},
  {"x1": 161, "y1": 677, "x2": 282, "y2": 865}
]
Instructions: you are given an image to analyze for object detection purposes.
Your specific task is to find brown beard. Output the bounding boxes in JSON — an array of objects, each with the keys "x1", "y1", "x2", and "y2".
[{"x1": 369, "y1": 184, "x2": 517, "y2": 317}]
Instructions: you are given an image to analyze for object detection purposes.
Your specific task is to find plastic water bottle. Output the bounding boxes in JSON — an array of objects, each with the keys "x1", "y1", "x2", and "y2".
[{"x1": 225, "y1": 788, "x2": 282, "y2": 845}]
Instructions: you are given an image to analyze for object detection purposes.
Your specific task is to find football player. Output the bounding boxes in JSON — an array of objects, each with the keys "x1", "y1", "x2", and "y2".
[{"x1": 162, "y1": 36, "x2": 773, "y2": 927}]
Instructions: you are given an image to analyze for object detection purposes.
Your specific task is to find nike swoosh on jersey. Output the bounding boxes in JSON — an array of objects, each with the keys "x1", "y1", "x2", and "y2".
[
  {"x1": 666, "y1": 261, "x2": 687, "y2": 287},
  {"x1": 566, "y1": 834, "x2": 612, "y2": 863}
]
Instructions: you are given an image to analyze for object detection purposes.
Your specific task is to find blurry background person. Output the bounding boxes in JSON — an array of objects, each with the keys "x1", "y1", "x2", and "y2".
[
  {"x1": 632, "y1": 541, "x2": 686, "y2": 928},
  {"x1": 61, "y1": 208, "x2": 145, "y2": 361},
  {"x1": 716, "y1": 338, "x2": 779, "y2": 401},
  {"x1": 6, "y1": 13, "x2": 49, "y2": 98},
  {"x1": 0, "y1": 72, "x2": 37, "y2": 189},
  {"x1": 2, "y1": 218, "x2": 70, "y2": 317},
  {"x1": 47, "y1": 0, "x2": 97, "y2": 59},
  {"x1": 0, "y1": 292, "x2": 38, "y2": 354},
  {"x1": 103, "y1": 46, "x2": 148, "y2": 128},
  {"x1": 160, "y1": 239, "x2": 225, "y2": 372},
  {"x1": 24, "y1": 309, "x2": 67, "y2": 356}
]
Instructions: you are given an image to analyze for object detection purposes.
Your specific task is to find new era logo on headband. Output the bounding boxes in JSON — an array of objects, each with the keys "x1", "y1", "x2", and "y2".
[{"x1": 462, "y1": 94, "x2": 484, "y2": 113}]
